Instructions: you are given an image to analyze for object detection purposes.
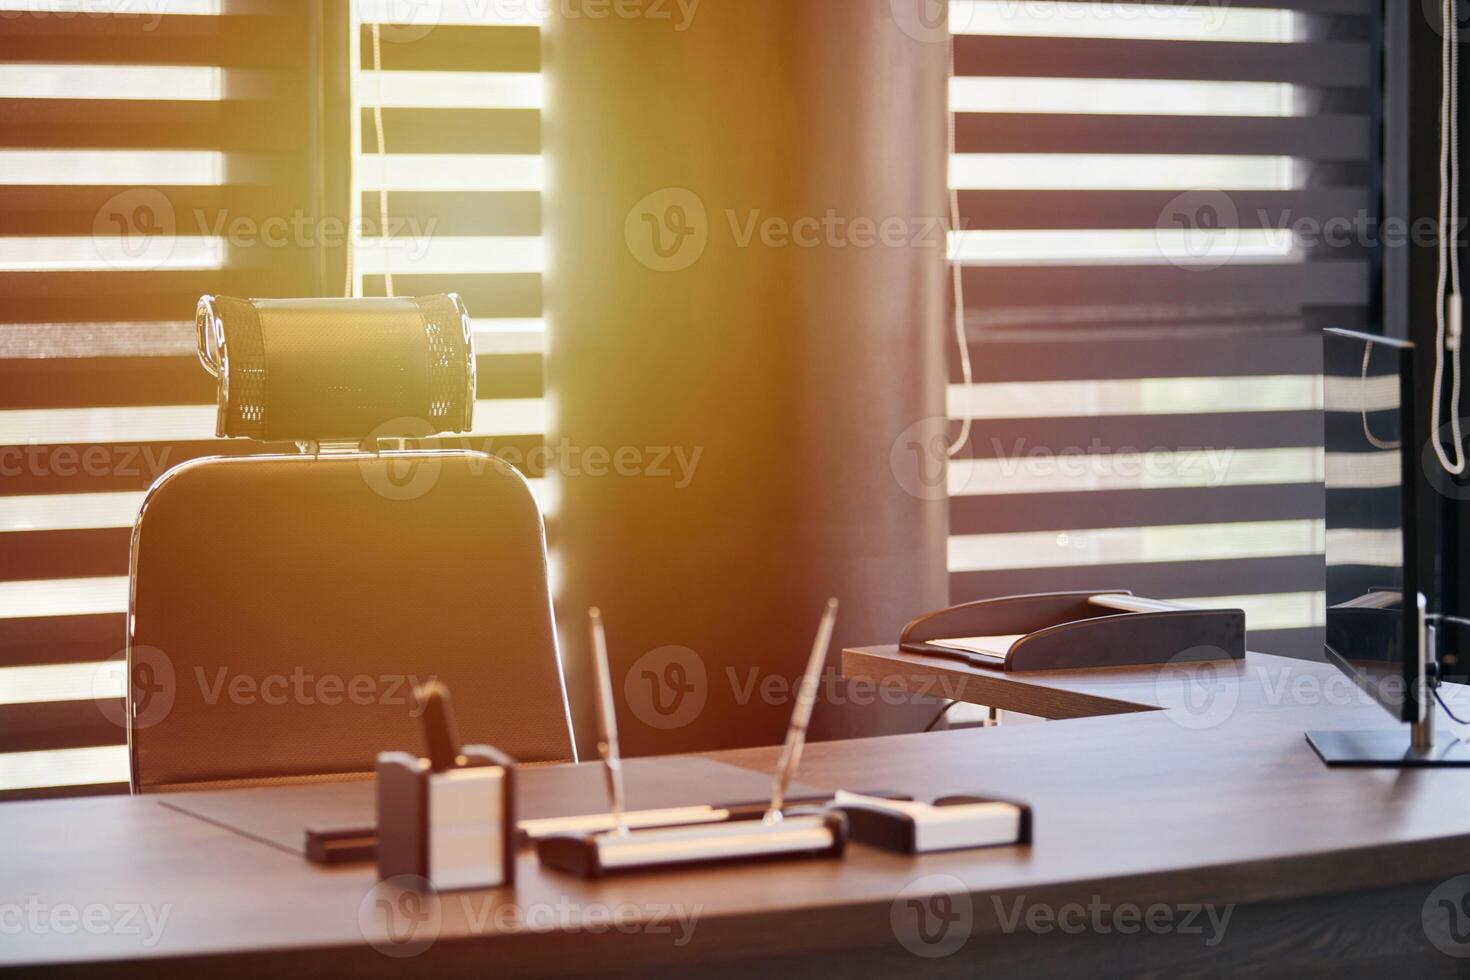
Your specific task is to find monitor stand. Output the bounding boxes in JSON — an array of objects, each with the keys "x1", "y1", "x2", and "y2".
[
  {"x1": 1308, "y1": 608, "x2": 1470, "y2": 766},
  {"x1": 1306, "y1": 726, "x2": 1470, "y2": 767}
]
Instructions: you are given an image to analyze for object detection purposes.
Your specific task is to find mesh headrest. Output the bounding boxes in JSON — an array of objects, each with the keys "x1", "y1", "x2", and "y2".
[{"x1": 195, "y1": 295, "x2": 475, "y2": 442}]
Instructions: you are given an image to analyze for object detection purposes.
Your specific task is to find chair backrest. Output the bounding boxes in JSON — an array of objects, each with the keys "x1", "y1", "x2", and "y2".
[{"x1": 127, "y1": 295, "x2": 575, "y2": 792}]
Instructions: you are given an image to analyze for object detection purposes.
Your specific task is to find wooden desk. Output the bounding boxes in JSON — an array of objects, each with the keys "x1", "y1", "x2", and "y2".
[
  {"x1": 6, "y1": 653, "x2": 1470, "y2": 977},
  {"x1": 842, "y1": 643, "x2": 1248, "y2": 719}
]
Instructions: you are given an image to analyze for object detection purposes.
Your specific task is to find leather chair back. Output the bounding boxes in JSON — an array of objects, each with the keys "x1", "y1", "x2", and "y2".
[{"x1": 127, "y1": 295, "x2": 574, "y2": 792}]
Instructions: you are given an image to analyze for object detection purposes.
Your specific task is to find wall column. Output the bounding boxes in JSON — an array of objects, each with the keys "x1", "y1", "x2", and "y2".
[{"x1": 544, "y1": 0, "x2": 951, "y2": 754}]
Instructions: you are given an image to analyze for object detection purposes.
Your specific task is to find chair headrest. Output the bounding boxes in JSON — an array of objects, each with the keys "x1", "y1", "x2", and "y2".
[{"x1": 195, "y1": 295, "x2": 475, "y2": 443}]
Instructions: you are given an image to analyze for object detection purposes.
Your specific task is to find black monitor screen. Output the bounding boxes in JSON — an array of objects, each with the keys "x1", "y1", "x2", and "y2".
[{"x1": 1323, "y1": 328, "x2": 1420, "y2": 723}]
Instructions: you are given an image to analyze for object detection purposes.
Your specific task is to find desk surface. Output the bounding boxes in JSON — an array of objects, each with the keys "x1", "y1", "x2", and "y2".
[
  {"x1": 6, "y1": 653, "x2": 1470, "y2": 977},
  {"x1": 842, "y1": 643, "x2": 1246, "y2": 719}
]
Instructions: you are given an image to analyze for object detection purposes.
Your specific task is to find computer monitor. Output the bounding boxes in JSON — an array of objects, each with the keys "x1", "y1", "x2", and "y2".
[{"x1": 1307, "y1": 328, "x2": 1470, "y2": 766}]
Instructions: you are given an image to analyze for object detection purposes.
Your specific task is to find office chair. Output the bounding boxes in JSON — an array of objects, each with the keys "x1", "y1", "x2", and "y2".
[{"x1": 126, "y1": 295, "x2": 575, "y2": 793}]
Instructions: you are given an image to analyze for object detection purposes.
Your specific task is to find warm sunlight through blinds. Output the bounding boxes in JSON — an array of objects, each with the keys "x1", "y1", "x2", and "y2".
[
  {"x1": 945, "y1": 0, "x2": 1375, "y2": 659},
  {"x1": 349, "y1": 2, "x2": 547, "y2": 476},
  {"x1": 0, "y1": 1, "x2": 317, "y2": 798}
]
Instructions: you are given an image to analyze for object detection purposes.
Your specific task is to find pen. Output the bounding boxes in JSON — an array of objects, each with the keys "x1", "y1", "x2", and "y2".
[
  {"x1": 589, "y1": 608, "x2": 628, "y2": 837},
  {"x1": 765, "y1": 598, "x2": 839, "y2": 825},
  {"x1": 416, "y1": 681, "x2": 461, "y2": 773}
]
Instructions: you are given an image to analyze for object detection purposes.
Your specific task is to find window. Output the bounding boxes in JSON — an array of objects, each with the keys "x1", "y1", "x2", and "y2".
[
  {"x1": 0, "y1": 2, "x2": 321, "y2": 797},
  {"x1": 0, "y1": 0, "x2": 1375, "y2": 796},
  {"x1": 944, "y1": 0, "x2": 1374, "y2": 659},
  {"x1": 347, "y1": 0, "x2": 546, "y2": 485}
]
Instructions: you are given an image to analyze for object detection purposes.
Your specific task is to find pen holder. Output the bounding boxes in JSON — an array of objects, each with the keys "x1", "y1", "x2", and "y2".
[
  {"x1": 376, "y1": 745, "x2": 516, "y2": 890},
  {"x1": 536, "y1": 809, "x2": 848, "y2": 880},
  {"x1": 834, "y1": 791, "x2": 1032, "y2": 854}
]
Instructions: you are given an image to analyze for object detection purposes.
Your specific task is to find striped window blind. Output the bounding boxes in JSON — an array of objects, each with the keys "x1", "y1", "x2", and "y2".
[
  {"x1": 0, "y1": 2, "x2": 550, "y2": 799},
  {"x1": 349, "y1": 1, "x2": 547, "y2": 487},
  {"x1": 0, "y1": 1, "x2": 325, "y2": 798},
  {"x1": 0, "y1": 0, "x2": 1375, "y2": 797},
  {"x1": 944, "y1": 0, "x2": 1374, "y2": 660}
]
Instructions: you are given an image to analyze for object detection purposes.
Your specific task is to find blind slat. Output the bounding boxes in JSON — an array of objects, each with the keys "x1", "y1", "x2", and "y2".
[
  {"x1": 951, "y1": 484, "x2": 1325, "y2": 536},
  {"x1": 956, "y1": 112, "x2": 1372, "y2": 158},
  {"x1": 958, "y1": 188, "x2": 1370, "y2": 230},
  {"x1": 955, "y1": 36, "x2": 1372, "y2": 86},
  {"x1": 961, "y1": 262, "x2": 1370, "y2": 311},
  {"x1": 951, "y1": 556, "x2": 1326, "y2": 604}
]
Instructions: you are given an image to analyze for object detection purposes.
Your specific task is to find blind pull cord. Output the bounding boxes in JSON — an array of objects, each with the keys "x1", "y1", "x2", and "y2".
[{"x1": 1433, "y1": 0, "x2": 1466, "y2": 475}]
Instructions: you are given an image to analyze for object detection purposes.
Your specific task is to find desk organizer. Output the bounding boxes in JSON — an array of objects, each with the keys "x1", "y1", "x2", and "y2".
[
  {"x1": 833, "y1": 791, "x2": 1031, "y2": 854},
  {"x1": 899, "y1": 591, "x2": 1245, "y2": 671},
  {"x1": 376, "y1": 746, "x2": 516, "y2": 890},
  {"x1": 535, "y1": 809, "x2": 848, "y2": 879}
]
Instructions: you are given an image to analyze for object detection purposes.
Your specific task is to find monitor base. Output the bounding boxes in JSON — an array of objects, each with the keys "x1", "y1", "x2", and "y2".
[{"x1": 1306, "y1": 729, "x2": 1470, "y2": 767}]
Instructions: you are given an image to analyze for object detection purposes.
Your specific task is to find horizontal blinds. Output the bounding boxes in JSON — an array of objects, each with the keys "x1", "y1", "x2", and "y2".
[
  {"x1": 349, "y1": 6, "x2": 547, "y2": 467},
  {"x1": 946, "y1": 0, "x2": 1374, "y2": 659},
  {"x1": 1, "y1": 1, "x2": 1375, "y2": 796},
  {"x1": 0, "y1": 3, "x2": 550, "y2": 798},
  {"x1": 0, "y1": 2, "x2": 323, "y2": 797}
]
